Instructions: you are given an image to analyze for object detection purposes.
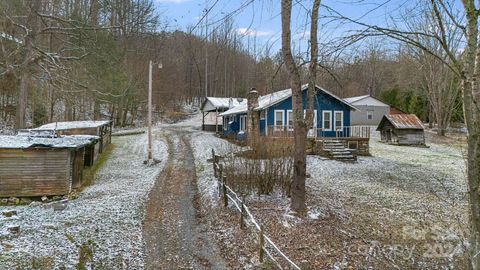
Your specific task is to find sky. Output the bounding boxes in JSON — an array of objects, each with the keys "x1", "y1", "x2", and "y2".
[{"x1": 152, "y1": 0, "x2": 440, "y2": 56}]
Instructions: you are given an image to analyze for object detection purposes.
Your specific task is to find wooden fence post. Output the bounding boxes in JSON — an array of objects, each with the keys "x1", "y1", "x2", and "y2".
[
  {"x1": 259, "y1": 225, "x2": 264, "y2": 263},
  {"x1": 218, "y1": 163, "x2": 223, "y2": 179},
  {"x1": 222, "y1": 176, "x2": 228, "y2": 207}
]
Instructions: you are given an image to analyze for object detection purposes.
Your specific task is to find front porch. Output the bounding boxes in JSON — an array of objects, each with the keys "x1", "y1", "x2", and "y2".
[{"x1": 265, "y1": 125, "x2": 371, "y2": 156}]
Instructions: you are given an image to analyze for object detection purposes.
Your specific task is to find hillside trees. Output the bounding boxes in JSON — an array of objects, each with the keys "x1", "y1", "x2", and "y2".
[{"x1": 329, "y1": 0, "x2": 480, "y2": 268}]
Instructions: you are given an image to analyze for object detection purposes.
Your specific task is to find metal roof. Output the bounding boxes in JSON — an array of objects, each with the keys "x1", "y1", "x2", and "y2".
[
  {"x1": 35, "y1": 120, "x2": 112, "y2": 130},
  {"x1": 377, "y1": 114, "x2": 424, "y2": 130},
  {"x1": 220, "y1": 85, "x2": 357, "y2": 116},
  {"x1": 200, "y1": 97, "x2": 246, "y2": 112},
  {"x1": 344, "y1": 95, "x2": 390, "y2": 107},
  {"x1": 344, "y1": 95, "x2": 370, "y2": 104}
]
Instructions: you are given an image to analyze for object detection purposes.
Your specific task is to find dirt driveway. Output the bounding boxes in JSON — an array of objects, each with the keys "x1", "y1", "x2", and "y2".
[{"x1": 143, "y1": 127, "x2": 227, "y2": 270}]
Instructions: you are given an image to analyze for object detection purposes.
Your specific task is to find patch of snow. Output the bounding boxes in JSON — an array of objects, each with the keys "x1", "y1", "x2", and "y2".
[
  {"x1": 0, "y1": 132, "x2": 168, "y2": 268},
  {"x1": 35, "y1": 120, "x2": 111, "y2": 130},
  {"x1": 0, "y1": 135, "x2": 99, "y2": 149}
]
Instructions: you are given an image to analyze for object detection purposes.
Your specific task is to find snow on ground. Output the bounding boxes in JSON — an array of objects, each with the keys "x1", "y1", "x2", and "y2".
[
  {"x1": 188, "y1": 116, "x2": 230, "y2": 208},
  {"x1": 0, "y1": 133, "x2": 167, "y2": 269},
  {"x1": 188, "y1": 124, "x2": 468, "y2": 269}
]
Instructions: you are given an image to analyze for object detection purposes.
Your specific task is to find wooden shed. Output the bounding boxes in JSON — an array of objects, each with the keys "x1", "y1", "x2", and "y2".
[
  {"x1": 0, "y1": 134, "x2": 98, "y2": 197},
  {"x1": 377, "y1": 114, "x2": 425, "y2": 146},
  {"x1": 34, "y1": 120, "x2": 112, "y2": 166}
]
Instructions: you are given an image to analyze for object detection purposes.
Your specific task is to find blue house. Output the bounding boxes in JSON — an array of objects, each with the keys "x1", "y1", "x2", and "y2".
[{"x1": 219, "y1": 85, "x2": 360, "y2": 139}]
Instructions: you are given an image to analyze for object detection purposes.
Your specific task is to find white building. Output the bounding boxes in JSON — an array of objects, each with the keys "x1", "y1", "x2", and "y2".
[
  {"x1": 200, "y1": 97, "x2": 246, "y2": 132},
  {"x1": 344, "y1": 95, "x2": 390, "y2": 126}
]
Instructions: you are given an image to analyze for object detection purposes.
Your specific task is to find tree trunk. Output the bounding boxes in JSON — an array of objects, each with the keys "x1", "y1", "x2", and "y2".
[
  {"x1": 306, "y1": 0, "x2": 320, "y2": 129},
  {"x1": 15, "y1": 0, "x2": 41, "y2": 129},
  {"x1": 462, "y1": 1, "x2": 480, "y2": 269},
  {"x1": 15, "y1": 72, "x2": 28, "y2": 128},
  {"x1": 281, "y1": 0, "x2": 306, "y2": 214}
]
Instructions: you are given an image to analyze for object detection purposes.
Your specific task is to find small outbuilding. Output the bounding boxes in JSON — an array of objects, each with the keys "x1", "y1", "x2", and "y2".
[
  {"x1": 34, "y1": 120, "x2": 112, "y2": 166},
  {"x1": 377, "y1": 114, "x2": 425, "y2": 146},
  {"x1": 0, "y1": 134, "x2": 98, "y2": 197}
]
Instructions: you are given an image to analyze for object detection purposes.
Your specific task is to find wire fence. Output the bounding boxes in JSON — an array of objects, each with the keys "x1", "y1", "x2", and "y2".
[{"x1": 211, "y1": 149, "x2": 302, "y2": 270}]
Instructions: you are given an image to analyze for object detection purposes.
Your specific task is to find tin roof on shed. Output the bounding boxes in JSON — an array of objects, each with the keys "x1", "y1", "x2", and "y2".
[{"x1": 377, "y1": 114, "x2": 424, "y2": 130}]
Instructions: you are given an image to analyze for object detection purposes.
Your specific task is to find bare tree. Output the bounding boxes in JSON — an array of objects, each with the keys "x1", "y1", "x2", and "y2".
[
  {"x1": 327, "y1": 0, "x2": 480, "y2": 268},
  {"x1": 281, "y1": 0, "x2": 320, "y2": 214}
]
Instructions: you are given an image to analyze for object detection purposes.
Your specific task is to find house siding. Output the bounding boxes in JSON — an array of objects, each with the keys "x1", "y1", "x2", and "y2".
[
  {"x1": 225, "y1": 87, "x2": 352, "y2": 138},
  {"x1": 350, "y1": 105, "x2": 389, "y2": 126}
]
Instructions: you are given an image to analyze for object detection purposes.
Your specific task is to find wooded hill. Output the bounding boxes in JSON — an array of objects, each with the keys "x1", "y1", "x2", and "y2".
[{"x1": 0, "y1": 0, "x2": 463, "y2": 133}]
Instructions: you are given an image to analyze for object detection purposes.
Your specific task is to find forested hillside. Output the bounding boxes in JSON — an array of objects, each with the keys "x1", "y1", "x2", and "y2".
[{"x1": 0, "y1": 0, "x2": 463, "y2": 133}]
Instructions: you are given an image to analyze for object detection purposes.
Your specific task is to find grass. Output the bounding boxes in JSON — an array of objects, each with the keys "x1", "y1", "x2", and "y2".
[{"x1": 79, "y1": 144, "x2": 116, "y2": 191}]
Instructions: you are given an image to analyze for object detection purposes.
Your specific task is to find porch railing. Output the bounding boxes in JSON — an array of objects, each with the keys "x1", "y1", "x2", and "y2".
[{"x1": 266, "y1": 125, "x2": 371, "y2": 139}]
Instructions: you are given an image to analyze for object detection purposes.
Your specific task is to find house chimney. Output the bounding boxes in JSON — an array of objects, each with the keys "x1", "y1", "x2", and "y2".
[
  {"x1": 229, "y1": 97, "x2": 234, "y2": 109},
  {"x1": 247, "y1": 88, "x2": 259, "y2": 111}
]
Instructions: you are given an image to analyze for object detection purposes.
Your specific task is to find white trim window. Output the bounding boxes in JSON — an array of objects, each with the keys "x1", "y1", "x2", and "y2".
[
  {"x1": 322, "y1": 111, "x2": 332, "y2": 131},
  {"x1": 286, "y1": 110, "x2": 293, "y2": 130},
  {"x1": 274, "y1": 110, "x2": 285, "y2": 130},
  {"x1": 239, "y1": 115, "x2": 247, "y2": 131},
  {"x1": 334, "y1": 111, "x2": 344, "y2": 131}
]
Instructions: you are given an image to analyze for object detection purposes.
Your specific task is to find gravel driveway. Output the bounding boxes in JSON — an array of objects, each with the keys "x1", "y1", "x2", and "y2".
[{"x1": 143, "y1": 127, "x2": 227, "y2": 270}]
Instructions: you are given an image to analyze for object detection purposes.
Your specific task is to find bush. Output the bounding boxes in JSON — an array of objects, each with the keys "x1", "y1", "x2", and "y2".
[{"x1": 222, "y1": 137, "x2": 294, "y2": 197}]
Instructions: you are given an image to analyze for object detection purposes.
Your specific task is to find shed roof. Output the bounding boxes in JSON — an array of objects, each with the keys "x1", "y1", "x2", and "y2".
[
  {"x1": 0, "y1": 135, "x2": 98, "y2": 149},
  {"x1": 377, "y1": 114, "x2": 424, "y2": 130},
  {"x1": 35, "y1": 120, "x2": 111, "y2": 130},
  {"x1": 220, "y1": 85, "x2": 357, "y2": 116},
  {"x1": 201, "y1": 97, "x2": 246, "y2": 112}
]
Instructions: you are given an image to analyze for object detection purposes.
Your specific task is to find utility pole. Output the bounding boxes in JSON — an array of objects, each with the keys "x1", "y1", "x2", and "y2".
[
  {"x1": 147, "y1": 60, "x2": 162, "y2": 162},
  {"x1": 148, "y1": 60, "x2": 153, "y2": 161},
  {"x1": 205, "y1": 1, "x2": 208, "y2": 97}
]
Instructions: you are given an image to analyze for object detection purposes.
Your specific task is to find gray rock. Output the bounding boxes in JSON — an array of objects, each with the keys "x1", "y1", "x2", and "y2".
[{"x1": 8, "y1": 197, "x2": 19, "y2": 205}]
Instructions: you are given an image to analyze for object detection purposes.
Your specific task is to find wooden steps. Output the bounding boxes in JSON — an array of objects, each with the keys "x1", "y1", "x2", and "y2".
[{"x1": 321, "y1": 140, "x2": 357, "y2": 162}]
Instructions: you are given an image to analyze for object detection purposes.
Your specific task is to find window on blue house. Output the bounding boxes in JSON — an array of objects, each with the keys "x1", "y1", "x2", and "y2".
[
  {"x1": 322, "y1": 111, "x2": 332, "y2": 131},
  {"x1": 334, "y1": 111, "x2": 344, "y2": 131},
  {"x1": 273, "y1": 110, "x2": 285, "y2": 130},
  {"x1": 239, "y1": 115, "x2": 247, "y2": 131},
  {"x1": 287, "y1": 110, "x2": 293, "y2": 130},
  {"x1": 274, "y1": 110, "x2": 284, "y2": 127}
]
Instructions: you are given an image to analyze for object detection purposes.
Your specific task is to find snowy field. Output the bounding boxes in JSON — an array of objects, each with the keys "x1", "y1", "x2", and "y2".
[
  {"x1": 188, "y1": 122, "x2": 468, "y2": 269},
  {"x1": 0, "y1": 133, "x2": 167, "y2": 269}
]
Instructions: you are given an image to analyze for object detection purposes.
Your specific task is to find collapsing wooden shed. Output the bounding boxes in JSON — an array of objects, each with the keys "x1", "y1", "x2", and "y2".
[
  {"x1": 34, "y1": 120, "x2": 112, "y2": 166},
  {"x1": 0, "y1": 134, "x2": 98, "y2": 197},
  {"x1": 376, "y1": 114, "x2": 425, "y2": 146}
]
